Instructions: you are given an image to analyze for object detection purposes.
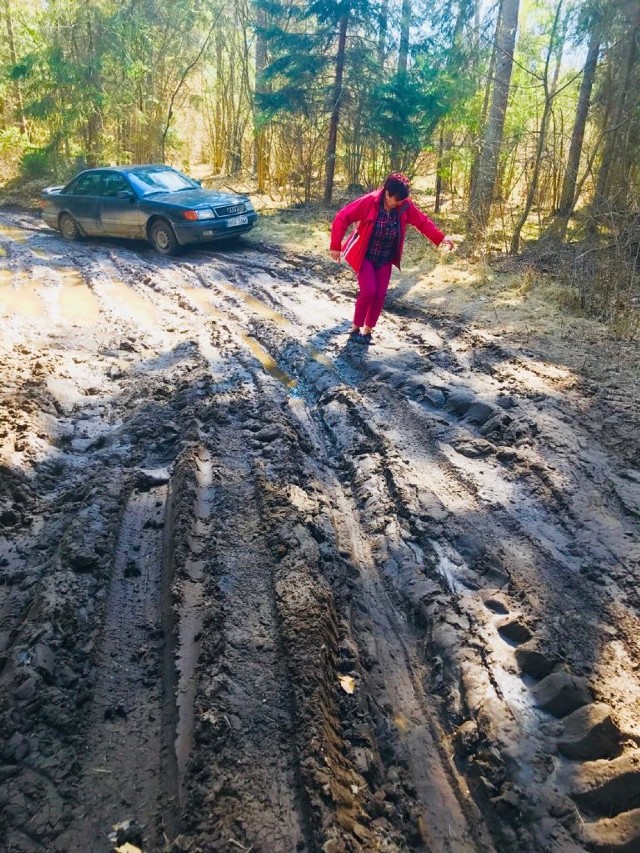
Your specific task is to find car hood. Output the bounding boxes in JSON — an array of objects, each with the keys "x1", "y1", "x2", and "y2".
[{"x1": 141, "y1": 189, "x2": 247, "y2": 208}]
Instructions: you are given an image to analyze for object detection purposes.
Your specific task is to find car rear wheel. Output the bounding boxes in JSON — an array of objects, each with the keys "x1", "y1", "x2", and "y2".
[
  {"x1": 59, "y1": 213, "x2": 80, "y2": 241},
  {"x1": 149, "y1": 219, "x2": 180, "y2": 256}
]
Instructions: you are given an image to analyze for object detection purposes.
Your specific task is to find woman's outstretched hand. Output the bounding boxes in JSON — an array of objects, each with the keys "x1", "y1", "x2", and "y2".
[
  {"x1": 330, "y1": 250, "x2": 341, "y2": 262},
  {"x1": 440, "y1": 236, "x2": 455, "y2": 251}
]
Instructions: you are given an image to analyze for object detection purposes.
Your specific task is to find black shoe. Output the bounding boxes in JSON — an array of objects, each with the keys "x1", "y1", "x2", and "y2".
[
  {"x1": 348, "y1": 328, "x2": 361, "y2": 340},
  {"x1": 358, "y1": 332, "x2": 372, "y2": 345}
]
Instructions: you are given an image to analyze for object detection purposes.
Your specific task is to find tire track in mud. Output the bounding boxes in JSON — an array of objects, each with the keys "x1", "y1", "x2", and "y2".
[
  {"x1": 2, "y1": 210, "x2": 640, "y2": 852},
  {"x1": 193, "y1": 255, "x2": 639, "y2": 850},
  {"x1": 296, "y1": 387, "x2": 630, "y2": 851},
  {"x1": 323, "y1": 471, "x2": 494, "y2": 852},
  {"x1": 54, "y1": 481, "x2": 173, "y2": 852},
  {"x1": 103, "y1": 233, "x2": 640, "y2": 850},
  {"x1": 180, "y1": 412, "x2": 313, "y2": 851},
  {"x1": 242, "y1": 389, "x2": 493, "y2": 851}
]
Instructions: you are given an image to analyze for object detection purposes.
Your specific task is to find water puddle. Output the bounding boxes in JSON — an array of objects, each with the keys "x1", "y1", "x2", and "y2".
[
  {"x1": 102, "y1": 279, "x2": 161, "y2": 325},
  {"x1": 183, "y1": 285, "x2": 228, "y2": 322},
  {"x1": 54, "y1": 267, "x2": 101, "y2": 325},
  {"x1": 221, "y1": 280, "x2": 291, "y2": 328},
  {"x1": 31, "y1": 248, "x2": 50, "y2": 259},
  {"x1": 185, "y1": 285, "x2": 296, "y2": 388},
  {"x1": 242, "y1": 335, "x2": 297, "y2": 389},
  {"x1": 0, "y1": 224, "x2": 28, "y2": 243},
  {"x1": 308, "y1": 346, "x2": 333, "y2": 368},
  {"x1": 0, "y1": 269, "x2": 46, "y2": 318}
]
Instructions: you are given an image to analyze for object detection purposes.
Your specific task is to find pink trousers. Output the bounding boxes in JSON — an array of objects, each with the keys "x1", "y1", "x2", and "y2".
[{"x1": 353, "y1": 260, "x2": 393, "y2": 328}]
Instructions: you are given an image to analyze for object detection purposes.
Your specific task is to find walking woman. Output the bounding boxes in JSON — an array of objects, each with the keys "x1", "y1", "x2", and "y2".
[{"x1": 329, "y1": 173, "x2": 454, "y2": 343}]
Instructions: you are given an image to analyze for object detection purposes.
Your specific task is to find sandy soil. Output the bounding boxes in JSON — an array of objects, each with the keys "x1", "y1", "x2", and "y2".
[{"x1": 0, "y1": 208, "x2": 639, "y2": 853}]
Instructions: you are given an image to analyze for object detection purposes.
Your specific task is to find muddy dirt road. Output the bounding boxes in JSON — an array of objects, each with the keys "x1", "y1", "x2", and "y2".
[{"x1": 1, "y1": 209, "x2": 639, "y2": 853}]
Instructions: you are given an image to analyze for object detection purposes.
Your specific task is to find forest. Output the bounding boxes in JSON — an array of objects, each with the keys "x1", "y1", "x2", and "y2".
[
  {"x1": 0, "y1": 0, "x2": 639, "y2": 332},
  {"x1": 2, "y1": 3, "x2": 640, "y2": 852}
]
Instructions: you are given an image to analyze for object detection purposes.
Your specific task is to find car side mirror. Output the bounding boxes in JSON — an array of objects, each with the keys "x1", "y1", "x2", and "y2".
[
  {"x1": 117, "y1": 190, "x2": 135, "y2": 200},
  {"x1": 193, "y1": 179, "x2": 202, "y2": 187}
]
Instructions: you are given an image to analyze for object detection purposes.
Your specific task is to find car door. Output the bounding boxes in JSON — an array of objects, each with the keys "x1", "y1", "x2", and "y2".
[
  {"x1": 61, "y1": 172, "x2": 104, "y2": 235},
  {"x1": 98, "y1": 174, "x2": 146, "y2": 238}
]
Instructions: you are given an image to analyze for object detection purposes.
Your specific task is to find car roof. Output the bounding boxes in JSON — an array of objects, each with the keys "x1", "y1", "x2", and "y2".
[
  {"x1": 75, "y1": 164, "x2": 177, "y2": 176},
  {"x1": 121, "y1": 165, "x2": 177, "y2": 174}
]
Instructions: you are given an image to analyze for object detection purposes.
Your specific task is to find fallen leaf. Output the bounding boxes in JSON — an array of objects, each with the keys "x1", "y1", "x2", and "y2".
[
  {"x1": 115, "y1": 845, "x2": 143, "y2": 853},
  {"x1": 339, "y1": 675, "x2": 356, "y2": 694}
]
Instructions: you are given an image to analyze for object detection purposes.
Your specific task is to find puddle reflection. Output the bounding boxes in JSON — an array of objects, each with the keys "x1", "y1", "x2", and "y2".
[
  {"x1": 242, "y1": 335, "x2": 297, "y2": 388},
  {"x1": 54, "y1": 267, "x2": 100, "y2": 325},
  {"x1": 185, "y1": 284, "x2": 296, "y2": 388},
  {"x1": 0, "y1": 269, "x2": 46, "y2": 317},
  {"x1": 103, "y1": 279, "x2": 161, "y2": 325},
  {"x1": 0, "y1": 224, "x2": 28, "y2": 243},
  {"x1": 221, "y1": 280, "x2": 291, "y2": 328},
  {"x1": 183, "y1": 286, "x2": 228, "y2": 322}
]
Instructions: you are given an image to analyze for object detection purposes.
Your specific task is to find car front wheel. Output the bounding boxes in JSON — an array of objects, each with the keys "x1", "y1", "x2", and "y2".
[
  {"x1": 59, "y1": 213, "x2": 81, "y2": 241},
  {"x1": 149, "y1": 219, "x2": 180, "y2": 256}
]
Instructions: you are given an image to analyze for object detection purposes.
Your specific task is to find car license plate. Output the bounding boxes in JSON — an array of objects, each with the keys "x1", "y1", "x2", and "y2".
[{"x1": 227, "y1": 215, "x2": 248, "y2": 228}]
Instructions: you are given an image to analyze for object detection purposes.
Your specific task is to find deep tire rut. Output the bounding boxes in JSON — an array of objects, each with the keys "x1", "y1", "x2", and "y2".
[
  {"x1": 1, "y1": 210, "x2": 640, "y2": 852},
  {"x1": 53, "y1": 482, "x2": 173, "y2": 852},
  {"x1": 185, "y1": 416, "x2": 312, "y2": 851}
]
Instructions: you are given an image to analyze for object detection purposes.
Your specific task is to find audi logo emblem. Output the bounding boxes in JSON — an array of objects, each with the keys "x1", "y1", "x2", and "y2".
[{"x1": 227, "y1": 205, "x2": 241, "y2": 214}]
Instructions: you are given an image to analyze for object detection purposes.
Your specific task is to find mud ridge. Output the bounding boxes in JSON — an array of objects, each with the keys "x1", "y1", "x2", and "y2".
[{"x1": 1, "y1": 210, "x2": 640, "y2": 852}]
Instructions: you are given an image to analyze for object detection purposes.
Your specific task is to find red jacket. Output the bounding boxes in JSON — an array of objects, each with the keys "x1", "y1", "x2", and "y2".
[{"x1": 330, "y1": 188, "x2": 445, "y2": 274}]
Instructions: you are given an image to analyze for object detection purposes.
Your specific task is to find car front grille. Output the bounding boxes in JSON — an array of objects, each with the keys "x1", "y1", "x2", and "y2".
[{"x1": 214, "y1": 203, "x2": 246, "y2": 217}]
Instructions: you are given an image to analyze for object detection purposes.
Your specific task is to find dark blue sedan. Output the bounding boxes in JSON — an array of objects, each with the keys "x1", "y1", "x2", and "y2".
[{"x1": 41, "y1": 165, "x2": 258, "y2": 255}]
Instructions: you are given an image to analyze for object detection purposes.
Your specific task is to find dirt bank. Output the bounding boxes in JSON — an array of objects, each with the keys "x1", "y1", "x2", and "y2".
[{"x1": 1, "y1": 209, "x2": 639, "y2": 852}]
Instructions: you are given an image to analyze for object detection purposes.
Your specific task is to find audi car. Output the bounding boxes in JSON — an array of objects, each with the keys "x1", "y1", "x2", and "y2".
[{"x1": 41, "y1": 165, "x2": 258, "y2": 255}]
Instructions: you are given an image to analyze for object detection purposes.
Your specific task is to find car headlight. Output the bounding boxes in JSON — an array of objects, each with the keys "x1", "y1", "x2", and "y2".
[{"x1": 183, "y1": 209, "x2": 214, "y2": 221}]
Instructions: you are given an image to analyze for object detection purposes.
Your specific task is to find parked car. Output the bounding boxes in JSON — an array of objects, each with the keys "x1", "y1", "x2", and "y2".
[{"x1": 41, "y1": 165, "x2": 258, "y2": 255}]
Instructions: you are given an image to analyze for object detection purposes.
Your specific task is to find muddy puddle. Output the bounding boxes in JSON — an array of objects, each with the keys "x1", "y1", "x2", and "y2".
[
  {"x1": 54, "y1": 267, "x2": 101, "y2": 325},
  {"x1": 101, "y1": 278, "x2": 161, "y2": 326},
  {"x1": 1, "y1": 209, "x2": 639, "y2": 853},
  {"x1": 0, "y1": 269, "x2": 46, "y2": 317},
  {"x1": 0, "y1": 223, "x2": 28, "y2": 242}
]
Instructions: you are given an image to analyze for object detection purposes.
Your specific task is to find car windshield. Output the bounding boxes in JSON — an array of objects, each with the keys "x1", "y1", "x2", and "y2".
[{"x1": 127, "y1": 168, "x2": 197, "y2": 196}]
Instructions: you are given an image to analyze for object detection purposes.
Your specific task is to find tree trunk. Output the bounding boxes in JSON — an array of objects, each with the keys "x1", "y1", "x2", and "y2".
[
  {"x1": 468, "y1": 0, "x2": 520, "y2": 240},
  {"x1": 510, "y1": 0, "x2": 564, "y2": 252},
  {"x1": 323, "y1": 12, "x2": 348, "y2": 203},
  {"x1": 592, "y1": 12, "x2": 640, "y2": 219},
  {"x1": 468, "y1": 1, "x2": 500, "y2": 204},
  {"x1": 214, "y1": 32, "x2": 224, "y2": 172},
  {"x1": 85, "y1": 13, "x2": 103, "y2": 167},
  {"x1": 435, "y1": 127, "x2": 445, "y2": 213},
  {"x1": 389, "y1": 0, "x2": 411, "y2": 171},
  {"x1": 377, "y1": 0, "x2": 389, "y2": 65},
  {"x1": 398, "y1": 0, "x2": 411, "y2": 75},
  {"x1": 545, "y1": 14, "x2": 601, "y2": 240}
]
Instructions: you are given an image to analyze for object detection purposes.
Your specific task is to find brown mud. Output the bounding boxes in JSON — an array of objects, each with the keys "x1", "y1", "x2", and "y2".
[{"x1": 0, "y1": 209, "x2": 639, "y2": 852}]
